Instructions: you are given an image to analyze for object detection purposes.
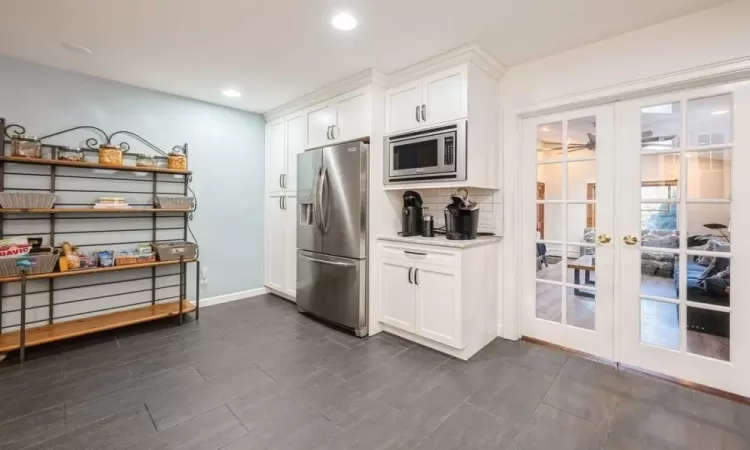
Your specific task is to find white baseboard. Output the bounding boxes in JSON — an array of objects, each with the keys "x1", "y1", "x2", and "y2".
[{"x1": 200, "y1": 287, "x2": 268, "y2": 308}]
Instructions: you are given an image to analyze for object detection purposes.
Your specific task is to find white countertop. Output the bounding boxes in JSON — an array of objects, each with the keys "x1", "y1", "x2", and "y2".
[{"x1": 377, "y1": 234, "x2": 502, "y2": 249}]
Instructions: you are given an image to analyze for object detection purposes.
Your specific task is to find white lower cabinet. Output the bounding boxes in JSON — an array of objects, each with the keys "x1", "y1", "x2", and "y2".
[
  {"x1": 377, "y1": 240, "x2": 498, "y2": 360},
  {"x1": 265, "y1": 193, "x2": 297, "y2": 299}
]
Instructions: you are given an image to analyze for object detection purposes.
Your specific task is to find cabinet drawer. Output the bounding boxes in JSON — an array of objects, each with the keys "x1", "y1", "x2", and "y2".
[{"x1": 378, "y1": 242, "x2": 460, "y2": 268}]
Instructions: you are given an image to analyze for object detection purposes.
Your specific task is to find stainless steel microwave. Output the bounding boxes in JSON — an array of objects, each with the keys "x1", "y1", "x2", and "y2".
[{"x1": 385, "y1": 120, "x2": 467, "y2": 184}]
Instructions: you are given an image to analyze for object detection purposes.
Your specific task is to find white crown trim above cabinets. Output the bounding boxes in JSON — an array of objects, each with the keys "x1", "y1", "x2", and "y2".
[{"x1": 264, "y1": 69, "x2": 386, "y2": 122}]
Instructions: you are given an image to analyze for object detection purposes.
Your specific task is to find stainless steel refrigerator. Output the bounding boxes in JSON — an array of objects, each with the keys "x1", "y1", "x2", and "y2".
[{"x1": 296, "y1": 140, "x2": 368, "y2": 337}]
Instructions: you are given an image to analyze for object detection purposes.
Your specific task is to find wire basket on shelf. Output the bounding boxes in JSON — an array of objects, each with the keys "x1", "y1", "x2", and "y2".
[
  {"x1": 0, "y1": 253, "x2": 59, "y2": 277},
  {"x1": 152, "y1": 242, "x2": 198, "y2": 262},
  {"x1": 0, "y1": 193, "x2": 57, "y2": 209},
  {"x1": 154, "y1": 195, "x2": 194, "y2": 210}
]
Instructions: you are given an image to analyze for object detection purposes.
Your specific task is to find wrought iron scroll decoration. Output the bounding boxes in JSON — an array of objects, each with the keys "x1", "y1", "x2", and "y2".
[
  {"x1": 3, "y1": 123, "x2": 27, "y2": 139},
  {"x1": 38, "y1": 126, "x2": 109, "y2": 150},
  {"x1": 107, "y1": 131, "x2": 169, "y2": 156}
]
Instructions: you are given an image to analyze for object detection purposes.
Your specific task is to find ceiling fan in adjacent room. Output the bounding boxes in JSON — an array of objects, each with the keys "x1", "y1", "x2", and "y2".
[{"x1": 537, "y1": 130, "x2": 678, "y2": 154}]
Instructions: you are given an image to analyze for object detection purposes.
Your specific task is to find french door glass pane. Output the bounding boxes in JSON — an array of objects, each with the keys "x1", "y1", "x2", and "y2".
[
  {"x1": 536, "y1": 242, "x2": 561, "y2": 282},
  {"x1": 567, "y1": 116, "x2": 596, "y2": 160},
  {"x1": 537, "y1": 122, "x2": 563, "y2": 162},
  {"x1": 687, "y1": 306, "x2": 730, "y2": 362},
  {"x1": 640, "y1": 252, "x2": 677, "y2": 298},
  {"x1": 538, "y1": 203, "x2": 563, "y2": 241},
  {"x1": 640, "y1": 298, "x2": 679, "y2": 350},
  {"x1": 537, "y1": 164, "x2": 562, "y2": 200},
  {"x1": 685, "y1": 256, "x2": 731, "y2": 307},
  {"x1": 566, "y1": 244, "x2": 594, "y2": 285},
  {"x1": 641, "y1": 154, "x2": 680, "y2": 199},
  {"x1": 685, "y1": 150, "x2": 731, "y2": 200},
  {"x1": 685, "y1": 203, "x2": 731, "y2": 243},
  {"x1": 536, "y1": 281, "x2": 562, "y2": 323},
  {"x1": 687, "y1": 94, "x2": 733, "y2": 146},
  {"x1": 641, "y1": 102, "x2": 681, "y2": 150},
  {"x1": 568, "y1": 204, "x2": 592, "y2": 243},
  {"x1": 567, "y1": 287, "x2": 595, "y2": 330},
  {"x1": 567, "y1": 160, "x2": 596, "y2": 201}
]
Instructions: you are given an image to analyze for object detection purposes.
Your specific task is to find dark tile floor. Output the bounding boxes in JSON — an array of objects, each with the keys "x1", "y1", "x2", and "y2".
[{"x1": 1, "y1": 294, "x2": 749, "y2": 449}]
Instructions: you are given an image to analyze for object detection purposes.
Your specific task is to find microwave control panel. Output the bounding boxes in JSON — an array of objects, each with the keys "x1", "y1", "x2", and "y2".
[{"x1": 444, "y1": 136, "x2": 454, "y2": 165}]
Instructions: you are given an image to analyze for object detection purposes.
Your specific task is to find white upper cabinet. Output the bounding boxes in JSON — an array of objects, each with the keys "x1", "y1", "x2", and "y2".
[
  {"x1": 422, "y1": 66, "x2": 467, "y2": 126},
  {"x1": 386, "y1": 65, "x2": 468, "y2": 134},
  {"x1": 306, "y1": 87, "x2": 371, "y2": 148},
  {"x1": 334, "y1": 90, "x2": 369, "y2": 142},
  {"x1": 285, "y1": 113, "x2": 305, "y2": 192},
  {"x1": 307, "y1": 104, "x2": 337, "y2": 149},
  {"x1": 386, "y1": 80, "x2": 422, "y2": 134},
  {"x1": 265, "y1": 120, "x2": 286, "y2": 193}
]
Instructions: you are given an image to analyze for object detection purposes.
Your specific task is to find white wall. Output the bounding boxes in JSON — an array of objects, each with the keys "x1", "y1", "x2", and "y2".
[
  {"x1": 499, "y1": 0, "x2": 750, "y2": 339},
  {"x1": 0, "y1": 56, "x2": 264, "y2": 331}
]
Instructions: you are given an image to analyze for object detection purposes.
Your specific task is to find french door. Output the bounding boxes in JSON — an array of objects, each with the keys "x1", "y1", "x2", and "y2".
[
  {"x1": 523, "y1": 81, "x2": 750, "y2": 395},
  {"x1": 523, "y1": 104, "x2": 616, "y2": 359},
  {"x1": 617, "y1": 83, "x2": 750, "y2": 396}
]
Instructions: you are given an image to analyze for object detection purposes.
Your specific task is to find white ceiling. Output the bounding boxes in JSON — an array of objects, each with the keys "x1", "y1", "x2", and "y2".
[{"x1": 0, "y1": 0, "x2": 730, "y2": 114}]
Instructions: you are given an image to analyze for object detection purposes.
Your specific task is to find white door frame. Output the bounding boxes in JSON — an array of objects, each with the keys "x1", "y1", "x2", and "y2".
[{"x1": 502, "y1": 57, "x2": 750, "y2": 343}]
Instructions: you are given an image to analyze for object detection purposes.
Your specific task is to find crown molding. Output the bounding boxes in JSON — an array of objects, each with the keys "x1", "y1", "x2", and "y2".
[
  {"x1": 262, "y1": 44, "x2": 504, "y2": 122},
  {"x1": 263, "y1": 68, "x2": 386, "y2": 122},
  {"x1": 385, "y1": 43, "x2": 507, "y2": 87}
]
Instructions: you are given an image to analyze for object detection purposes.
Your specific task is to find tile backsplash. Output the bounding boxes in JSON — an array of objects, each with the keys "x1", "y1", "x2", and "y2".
[{"x1": 394, "y1": 188, "x2": 503, "y2": 235}]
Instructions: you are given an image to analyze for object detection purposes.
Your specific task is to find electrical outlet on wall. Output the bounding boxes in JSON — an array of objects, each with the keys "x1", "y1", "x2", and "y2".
[{"x1": 200, "y1": 267, "x2": 208, "y2": 284}]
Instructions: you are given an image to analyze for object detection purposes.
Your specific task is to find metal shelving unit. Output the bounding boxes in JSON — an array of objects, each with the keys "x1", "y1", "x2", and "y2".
[{"x1": 0, "y1": 118, "x2": 200, "y2": 362}]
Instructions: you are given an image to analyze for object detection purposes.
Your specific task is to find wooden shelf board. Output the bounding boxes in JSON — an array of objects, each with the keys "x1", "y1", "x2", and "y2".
[
  {"x1": 0, "y1": 156, "x2": 191, "y2": 175},
  {"x1": 0, "y1": 300, "x2": 196, "y2": 352},
  {"x1": 0, "y1": 208, "x2": 192, "y2": 214},
  {"x1": 0, "y1": 259, "x2": 197, "y2": 283}
]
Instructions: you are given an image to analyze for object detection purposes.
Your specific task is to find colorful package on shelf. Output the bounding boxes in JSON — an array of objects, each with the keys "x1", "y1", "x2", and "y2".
[
  {"x1": 78, "y1": 252, "x2": 99, "y2": 269},
  {"x1": 98, "y1": 250, "x2": 114, "y2": 267},
  {"x1": 115, "y1": 250, "x2": 138, "y2": 266},
  {"x1": 0, "y1": 237, "x2": 31, "y2": 258}
]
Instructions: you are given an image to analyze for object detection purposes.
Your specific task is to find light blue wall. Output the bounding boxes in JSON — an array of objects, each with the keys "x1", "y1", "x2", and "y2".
[{"x1": 0, "y1": 55, "x2": 265, "y2": 300}]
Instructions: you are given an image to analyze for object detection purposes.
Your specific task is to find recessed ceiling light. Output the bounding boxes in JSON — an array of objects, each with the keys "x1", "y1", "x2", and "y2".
[
  {"x1": 712, "y1": 110, "x2": 729, "y2": 115},
  {"x1": 61, "y1": 43, "x2": 92, "y2": 55},
  {"x1": 331, "y1": 12, "x2": 357, "y2": 31},
  {"x1": 221, "y1": 89, "x2": 242, "y2": 98}
]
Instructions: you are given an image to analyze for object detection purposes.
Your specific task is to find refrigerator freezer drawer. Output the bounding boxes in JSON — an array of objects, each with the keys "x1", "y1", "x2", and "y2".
[{"x1": 297, "y1": 250, "x2": 367, "y2": 336}]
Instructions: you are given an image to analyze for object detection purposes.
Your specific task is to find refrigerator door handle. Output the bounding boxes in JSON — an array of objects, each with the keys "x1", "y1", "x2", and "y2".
[
  {"x1": 320, "y1": 165, "x2": 330, "y2": 234},
  {"x1": 299, "y1": 253, "x2": 356, "y2": 268},
  {"x1": 313, "y1": 164, "x2": 324, "y2": 234}
]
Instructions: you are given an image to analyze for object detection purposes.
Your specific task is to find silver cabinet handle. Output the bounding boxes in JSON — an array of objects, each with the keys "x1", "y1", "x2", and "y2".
[
  {"x1": 279, "y1": 196, "x2": 283, "y2": 210},
  {"x1": 282, "y1": 195, "x2": 287, "y2": 210},
  {"x1": 408, "y1": 267, "x2": 413, "y2": 284},
  {"x1": 283, "y1": 174, "x2": 287, "y2": 188},
  {"x1": 326, "y1": 126, "x2": 331, "y2": 140},
  {"x1": 279, "y1": 174, "x2": 283, "y2": 188},
  {"x1": 415, "y1": 268, "x2": 419, "y2": 285},
  {"x1": 415, "y1": 105, "x2": 421, "y2": 122},
  {"x1": 332, "y1": 125, "x2": 338, "y2": 140},
  {"x1": 421, "y1": 105, "x2": 426, "y2": 122},
  {"x1": 404, "y1": 250, "x2": 427, "y2": 256}
]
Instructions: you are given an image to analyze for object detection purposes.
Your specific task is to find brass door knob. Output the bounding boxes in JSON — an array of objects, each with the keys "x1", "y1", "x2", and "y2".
[
  {"x1": 623, "y1": 235, "x2": 639, "y2": 245},
  {"x1": 597, "y1": 234, "x2": 612, "y2": 244}
]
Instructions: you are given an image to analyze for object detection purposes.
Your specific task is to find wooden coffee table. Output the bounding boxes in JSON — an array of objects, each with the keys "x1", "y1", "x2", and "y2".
[{"x1": 568, "y1": 255, "x2": 596, "y2": 298}]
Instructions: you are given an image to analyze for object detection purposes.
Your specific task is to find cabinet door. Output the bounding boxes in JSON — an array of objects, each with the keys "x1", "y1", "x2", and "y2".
[
  {"x1": 379, "y1": 258, "x2": 416, "y2": 332},
  {"x1": 422, "y1": 66, "x2": 467, "y2": 126},
  {"x1": 386, "y1": 80, "x2": 423, "y2": 134},
  {"x1": 285, "y1": 114, "x2": 305, "y2": 192},
  {"x1": 307, "y1": 104, "x2": 337, "y2": 149},
  {"x1": 265, "y1": 120, "x2": 286, "y2": 194},
  {"x1": 415, "y1": 263, "x2": 463, "y2": 348},
  {"x1": 282, "y1": 193, "x2": 298, "y2": 299},
  {"x1": 265, "y1": 194, "x2": 286, "y2": 292},
  {"x1": 333, "y1": 90, "x2": 369, "y2": 143}
]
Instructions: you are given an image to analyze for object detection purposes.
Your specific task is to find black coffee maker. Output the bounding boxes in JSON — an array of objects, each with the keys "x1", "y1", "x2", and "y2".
[
  {"x1": 401, "y1": 191, "x2": 423, "y2": 237},
  {"x1": 444, "y1": 195, "x2": 479, "y2": 240}
]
